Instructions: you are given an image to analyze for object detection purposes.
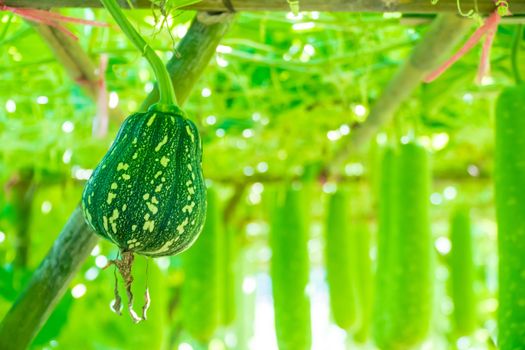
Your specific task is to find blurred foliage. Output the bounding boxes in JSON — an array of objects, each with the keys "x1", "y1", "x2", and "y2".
[{"x1": 0, "y1": 5, "x2": 521, "y2": 350}]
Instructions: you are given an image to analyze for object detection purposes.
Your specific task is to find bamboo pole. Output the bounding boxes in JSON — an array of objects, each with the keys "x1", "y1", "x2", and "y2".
[
  {"x1": 0, "y1": 12, "x2": 234, "y2": 350},
  {"x1": 3, "y1": 0, "x2": 522, "y2": 14},
  {"x1": 327, "y1": 14, "x2": 472, "y2": 175}
]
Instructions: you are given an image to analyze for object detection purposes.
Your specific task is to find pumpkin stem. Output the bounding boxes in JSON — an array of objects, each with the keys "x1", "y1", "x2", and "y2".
[
  {"x1": 142, "y1": 288, "x2": 151, "y2": 320},
  {"x1": 141, "y1": 259, "x2": 151, "y2": 320},
  {"x1": 107, "y1": 251, "x2": 143, "y2": 323},
  {"x1": 111, "y1": 267, "x2": 122, "y2": 315}
]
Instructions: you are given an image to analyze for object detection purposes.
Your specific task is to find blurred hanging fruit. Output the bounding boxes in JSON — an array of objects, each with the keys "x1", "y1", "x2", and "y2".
[
  {"x1": 270, "y1": 186, "x2": 312, "y2": 350},
  {"x1": 180, "y1": 187, "x2": 222, "y2": 343},
  {"x1": 325, "y1": 188, "x2": 358, "y2": 331},
  {"x1": 373, "y1": 142, "x2": 434, "y2": 348},
  {"x1": 372, "y1": 146, "x2": 397, "y2": 347},
  {"x1": 449, "y1": 206, "x2": 477, "y2": 336},
  {"x1": 494, "y1": 85, "x2": 525, "y2": 349}
]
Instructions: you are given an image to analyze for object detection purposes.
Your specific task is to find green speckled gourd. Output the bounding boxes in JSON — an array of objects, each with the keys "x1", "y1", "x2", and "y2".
[
  {"x1": 81, "y1": 106, "x2": 206, "y2": 257},
  {"x1": 495, "y1": 85, "x2": 525, "y2": 348}
]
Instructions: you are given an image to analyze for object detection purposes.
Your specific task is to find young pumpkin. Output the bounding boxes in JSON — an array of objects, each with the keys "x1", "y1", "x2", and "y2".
[{"x1": 82, "y1": 106, "x2": 206, "y2": 258}]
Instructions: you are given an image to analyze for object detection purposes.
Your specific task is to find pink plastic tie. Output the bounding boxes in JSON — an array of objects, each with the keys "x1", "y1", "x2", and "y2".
[
  {"x1": 0, "y1": 2, "x2": 109, "y2": 40},
  {"x1": 424, "y1": 11, "x2": 501, "y2": 83}
]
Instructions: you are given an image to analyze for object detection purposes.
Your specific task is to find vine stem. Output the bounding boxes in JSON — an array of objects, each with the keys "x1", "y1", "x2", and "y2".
[
  {"x1": 512, "y1": 24, "x2": 523, "y2": 85},
  {"x1": 100, "y1": 0, "x2": 178, "y2": 109}
]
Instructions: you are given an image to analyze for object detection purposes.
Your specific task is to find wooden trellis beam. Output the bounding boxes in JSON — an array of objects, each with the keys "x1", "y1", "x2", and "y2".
[{"x1": 3, "y1": 0, "x2": 525, "y2": 14}]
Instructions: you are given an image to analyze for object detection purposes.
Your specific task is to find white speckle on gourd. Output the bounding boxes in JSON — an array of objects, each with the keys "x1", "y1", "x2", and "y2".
[
  {"x1": 155, "y1": 135, "x2": 168, "y2": 152},
  {"x1": 147, "y1": 202, "x2": 158, "y2": 215},
  {"x1": 176, "y1": 218, "x2": 189, "y2": 234},
  {"x1": 107, "y1": 192, "x2": 117, "y2": 204},
  {"x1": 146, "y1": 113, "x2": 156, "y2": 127},
  {"x1": 117, "y1": 162, "x2": 130, "y2": 171},
  {"x1": 143, "y1": 220, "x2": 155, "y2": 232},
  {"x1": 160, "y1": 156, "x2": 170, "y2": 167},
  {"x1": 186, "y1": 125, "x2": 195, "y2": 142},
  {"x1": 182, "y1": 202, "x2": 195, "y2": 214}
]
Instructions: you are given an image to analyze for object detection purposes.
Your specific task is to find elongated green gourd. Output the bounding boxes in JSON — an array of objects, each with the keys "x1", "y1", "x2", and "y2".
[
  {"x1": 117, "y1": 258, "x2": 167, "y2": 349},
  {"x1": 372, "y1": 147, "x2": 397, "y2": 347},
  {"x1": 449, "y1": 206, "x2": 477, "y2": 336},
  {"x1": 221, "y1": 227, "x2": 238, "y2": 326},
  {"x1": 82, "y1": 107, "x2": 206, "y2": 257},
  {"x1": 270, "y1": 186, "x2": 311, "y2": 350},
  {"x1": 389, "y1": 142, "x2": 433, "y2": 347},
  {"x1": 495, "y1": 85, "x2": 525, "y2": 349},
  {"x1": 180, "y1": 187, "x2": 222, "y2": 342},
  {"x1": 354, "y1": 223, "x2": 373, "y2": 343},
  {"x1": 325, "y1": 189, "x2": 358, "y2": 330}
]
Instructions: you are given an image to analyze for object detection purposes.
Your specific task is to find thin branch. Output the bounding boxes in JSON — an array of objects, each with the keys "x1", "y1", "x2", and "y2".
[
  {"x1": 33, "y1": 23, "x2": 99, "y2": 98},
  {"x1": 0, "y1": 12, "x2": 234, "y2": 350},
  {"x1": 32, "y1": 20, "x2": 126, "y2": 122}
]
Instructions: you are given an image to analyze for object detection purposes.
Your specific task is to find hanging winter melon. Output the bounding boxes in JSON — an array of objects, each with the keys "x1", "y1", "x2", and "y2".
[
  {"x1": 372, "y1": 147, "x2": 397, "y2": 347},
  {"x1": 389, "y1": 142, "x2": 433, "y2": 347},
  {"x1": 180, "y1": 187, "x2": 222, "y2": 342},
  {"x1": 325, "y1": 188, "x2": 358, "y2": 331},
  {"x1": 353, "y1": 223, "x2": 373, "y2": 343},
  {"x1": 373, "y1": 142, "x2": 433, "y2": 348},
  {"x1": 449, "y1": 206, "x2": 477, "y2": 336},
  {"x1": 270, "y1": 186, "x2": 312, "y2": 350},
  {"x1": 495, "y1": 85, "x2": 525, "y2": 349}
]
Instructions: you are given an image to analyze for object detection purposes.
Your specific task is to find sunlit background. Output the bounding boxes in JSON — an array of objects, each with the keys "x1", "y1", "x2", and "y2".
[{"x1": 0, "y1": 4, "x2": 519, "y2": 350}]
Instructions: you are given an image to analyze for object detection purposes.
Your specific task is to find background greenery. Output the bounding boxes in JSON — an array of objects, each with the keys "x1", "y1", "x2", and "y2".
[{"x1": 0, "y1": 5, "x2": 522, "y2": 350}]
